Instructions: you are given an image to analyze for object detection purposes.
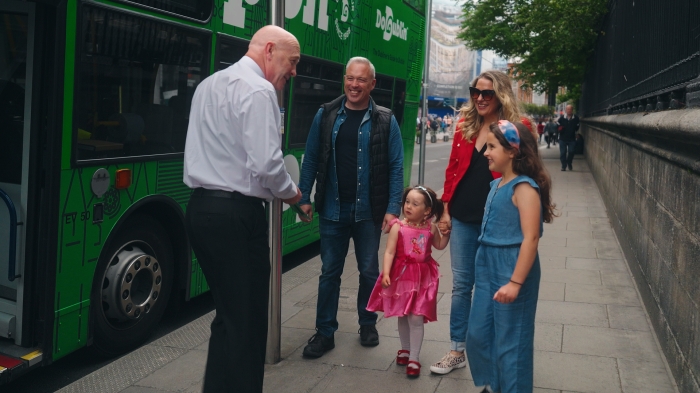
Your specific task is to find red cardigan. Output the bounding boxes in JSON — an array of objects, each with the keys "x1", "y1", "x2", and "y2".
[{"x1": 442, "y1": 117, "x2": 532, "y2": 210}]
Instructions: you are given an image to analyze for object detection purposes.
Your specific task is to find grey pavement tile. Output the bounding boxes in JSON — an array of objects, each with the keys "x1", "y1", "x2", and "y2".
[
  {"x1": 283, "y1": 308, "x2": 384, "y2": 334},
  {"x1": 566, "y1": 237, "x2": 594, "y2": 248},
  {"x1": 539, "y1": 236, "x2": 565, "y2": 246},
  {"x1": 565, "y1": 284, "x2": 640, "y2": 306},
  {"x1": 436, "y1": 292, "x2": 451, "y2": 315},
  {"x1": 309, "y1": 365, "x2": 441, "y2": 393},
  {"x1": 540, "y1": 256, "x2": 566, "y2": 269},
  {"x1": 562, "y1": 206, "x2": 589, "y2": 212},
  {"x1": 150, "y1": 312, "x2": 213, "y2": 350},
  {"x1": 119, "y1": 387, "x2": 177, "y2": 393},
  {"x1": 566, "y1": 222, "x2": 593, "y2": 231},
  {"x1": 591, "y1": 223, "x2": 613, "y2": 233},
  {"x1": 541, "y1": 268, "x2": 601, "y2": 285},
  {"x1": 607, "y1": 305, "x2": 650, "y2": 332},
  {"x1": 617, "y1": 358, "x2": 676, "y2": 393},
  {"x1": 339, "y1": 271, "x2": 360, "y2": 289},
  {"x1": 182, "y1": 381, "x2": 203, "y2": 393},
  {"x1": 377, "y1": 315, "x2": 452, "y2": 344},
  {"x1": 535, "y1": 323, "x2": 564, "y2": 352},
  {"x1": 601, "y1": 271, "x2": 635, "y2": 287},
  {"x1": 296, "y1": 287, "x2": 361, "y2": 313},
  {"x1": 562, "y1": 325, "x2": 661, "y2": 360},
  {"x1": 596, "y1": 247, "x2": 624, "y2": 260},
  {"x1": 566, "y1": 258, "x2": 627, "y2": 272},
  {"x1": 284, "y1": 276, "x2": 322, "y2": 303},
  {"x1": 567, "y1": 211, "x2": 608, "y2": 218},
  {"x1": 281, "y1": 326, "x2": 317, "y2": 359},
  {"x1": 539, "y1": 281, "x2": 565, "y2": 301},
  {"x1": 263, "y1": 359, "x2": 334, "y2": 393},
  {"x1": 593, "y1": 238, "x2": 619, "y2": 249},
  {"x1": 536, "y1": 300, "x2": 609, "y2": 327},
  {"x1": 567, "y1": 201, "x2": 597, "y2": 207},
  {"x1": 534, "y1": 351, "x2": 621, "y2": 393},
  {"x1": 538, "y1": 246, "x2": 597, "y2": 258},
  {"x1": 195, "y1": 341, "x2": 208, "y2": 351},
  {"x1": 289, "y1": 330, "x2": 398, "y2": 371},
  {"x1": 593, "y1": 232, "x2": 617, "y2": 240},
  {"x1": 435, "y1": 378, "x2": 491, "y2": 393},
  {"x1": 589, "y1": 217, "x2": 611, "y2": 224},
  {"x1": 541, "y1": 230, "x2": 593, "y2": 240},
  {"x1": 135, "y1": 350, "x2": 207, "y2": 392},
  {"x1": 282, "y1": 297, "x2": 304, "y2": 324}
]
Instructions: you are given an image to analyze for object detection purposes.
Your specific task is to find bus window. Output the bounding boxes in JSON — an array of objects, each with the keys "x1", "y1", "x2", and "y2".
[
  {"x1": 393, "y1": 79, "x2": 407, "y2": 127},
  {"x1": 287, "y1": 58, "x2": 343, "y2": 148},
  {"x1": 217, "y1": 35, "x2": 248, "y2": 71},
  {"x1": 75, "y1": 5, "x2": 209, "y2": 162},
  {"x1": 372, "y1": 74, "x2": 394, "y2": 110},
  {"x1": 113, "y1": 0, "x2": 213, "y2": 22},
  {"x1": 403, "y1": 0, "x2": 425, "y2": 15}
]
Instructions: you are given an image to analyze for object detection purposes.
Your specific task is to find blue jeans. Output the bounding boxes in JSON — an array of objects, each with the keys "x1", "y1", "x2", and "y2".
[
  {"x1": 559, "y1": 140, "x2": 576, "y2": 169},
  {"x1": 316, "y1": 202, "x2": 382, "y2": 337},
  {"x1": 449, "y1": 217, "x2": 481, "y2": 352}
]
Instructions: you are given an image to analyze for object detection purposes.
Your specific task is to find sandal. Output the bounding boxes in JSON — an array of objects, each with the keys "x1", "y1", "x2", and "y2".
[
  {"x1": 396, "y1": 350, "x2": 410, "y2": 365},
  {"x1": 406, "y1": 361, "x2": 421, "y2": 377}
]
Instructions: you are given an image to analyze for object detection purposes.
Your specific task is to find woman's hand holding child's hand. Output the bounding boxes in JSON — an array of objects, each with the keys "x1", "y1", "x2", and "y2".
[
  {"x1": 381, "y1": 274, "x2": 391, "y2": 289},
  {"x1": 493, "y1": 282, "x2": 521, "y2": 304}
]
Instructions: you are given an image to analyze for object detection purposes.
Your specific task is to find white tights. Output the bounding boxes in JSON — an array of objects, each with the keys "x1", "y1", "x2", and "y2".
[{"x1": 397, "y1": 313, "x2": 424, "y2": 364}]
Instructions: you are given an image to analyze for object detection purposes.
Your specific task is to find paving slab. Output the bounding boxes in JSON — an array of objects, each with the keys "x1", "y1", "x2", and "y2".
[
  {"x1": 540, "y1": 268, "x2": 601, "y2": 285},
  {"x1": 566, "y1": 258, "x2": 627, "y2": 272},
  {"x1": 617, "y1": 358, "x2": 677, "y2": 393},
  {"x1": 538, "y1": 281, "x2": 565, "y2": 301},
  {"x1": 134, "y1": 349, "x2": 207, "y2": 392},
  {"x1": 289, "y1": 330, "x2": 398, "y2": 371},
  {"x1": 607, "y1": 305, "x2": 650, "y2": 331},
  {"x1": 564, "y1": 283, "x2": 641, "y2": 306},
  {"x1": 534, "y1": 351, "x2": 621, "y2": 393},
  {"x1": 538, "y1": 245, "x2": 598, "y2": 258},
  {"x1": 309, "y1": 365, "x2": 441, "y2": 392},
  {"x1": 562, "y1": 325, "x2": 661, "y2": 360},
  {"x1": 536, "y1": 300, "x2": 609, "y2": 327},
  {"x1": 263, "y1": 360, "x2": 334, "y2": 393}
]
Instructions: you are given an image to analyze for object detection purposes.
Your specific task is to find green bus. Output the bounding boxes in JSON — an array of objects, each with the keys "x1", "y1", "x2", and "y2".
[{"x1": 0, "y1": 0, "x2": 425, "y2": 383}]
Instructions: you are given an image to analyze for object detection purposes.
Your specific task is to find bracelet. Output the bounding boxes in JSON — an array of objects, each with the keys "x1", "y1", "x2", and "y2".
[{"x1": 509, "y1": 279, "x2": 523, "y2": 286}]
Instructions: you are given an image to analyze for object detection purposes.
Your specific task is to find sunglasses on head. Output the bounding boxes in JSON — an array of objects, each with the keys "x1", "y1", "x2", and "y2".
[{"x1": 469, "y1": 87, "x2": 496, "y2": 101}]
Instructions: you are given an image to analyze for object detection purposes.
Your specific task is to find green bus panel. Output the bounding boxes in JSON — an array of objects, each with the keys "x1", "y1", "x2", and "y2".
[{"x1": 53, "y1": 0, "x2": 424, "y2": 361}]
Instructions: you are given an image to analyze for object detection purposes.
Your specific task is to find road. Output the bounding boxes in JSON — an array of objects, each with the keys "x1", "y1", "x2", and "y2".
[{"x1": 4, "y1": 140, "x2": 452, "y2": 392}]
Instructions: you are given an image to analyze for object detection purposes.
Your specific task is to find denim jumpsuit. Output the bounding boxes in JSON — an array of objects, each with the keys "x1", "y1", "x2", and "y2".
[{"x1": 466, "y1": 176, "x2": 542, "y2": 393}]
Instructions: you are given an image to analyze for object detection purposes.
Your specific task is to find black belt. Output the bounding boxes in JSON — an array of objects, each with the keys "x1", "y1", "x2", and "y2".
[{"x1": 192, "y1": 188, "x2": 265, "y2": 204}]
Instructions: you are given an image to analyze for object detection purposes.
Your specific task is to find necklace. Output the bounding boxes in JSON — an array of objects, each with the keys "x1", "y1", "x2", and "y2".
[{"x1": 404, "y1": 219, "x2": 427, "y2": 228}]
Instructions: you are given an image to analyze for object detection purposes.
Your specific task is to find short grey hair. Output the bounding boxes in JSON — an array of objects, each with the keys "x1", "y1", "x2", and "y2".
[{"x1": 346, "y1": 56, "x2": 376, "y2": 80}]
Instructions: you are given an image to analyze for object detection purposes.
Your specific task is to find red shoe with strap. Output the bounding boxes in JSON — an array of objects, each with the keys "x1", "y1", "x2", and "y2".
[
  {"x1": 406, "y1": 361, "x2": 421, "y2": 376},
  {"x1": 396, "y1": 350, "x2": 410, "y2": 365}
]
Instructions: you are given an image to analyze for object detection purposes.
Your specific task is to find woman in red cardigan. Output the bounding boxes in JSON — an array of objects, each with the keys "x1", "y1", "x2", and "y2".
[{"x1": 430, "y1": 70, "x2": 532, "y2": 376}]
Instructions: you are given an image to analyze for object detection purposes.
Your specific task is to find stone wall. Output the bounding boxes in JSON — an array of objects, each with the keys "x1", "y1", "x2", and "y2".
[{"x1": 582, "y1": 111, "x2": 700, "y2": 393}]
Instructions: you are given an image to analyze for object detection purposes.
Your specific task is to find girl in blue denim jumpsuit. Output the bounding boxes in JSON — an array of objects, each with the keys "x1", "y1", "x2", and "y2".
[{"x1": 466, "y1": 121, "x2": 557, "y2": 393}]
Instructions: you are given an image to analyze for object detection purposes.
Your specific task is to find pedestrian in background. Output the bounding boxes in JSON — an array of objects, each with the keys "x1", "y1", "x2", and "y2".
[
  {"x1": 545, "y1": 117, "x2": 557, "y2": 148},
  {"x1": 536, "y1": 120, "x2": 544, "y2": 144},
  {"x1": 446, "y1": 114, "x2": 453, "y2": 134},
  {"x1": 183, "y1": 26, "x2": 302, "y2": 393},
  {"x1": 296, "y1": 56, "x2": 404, "y2": 358},
  {"x1": 366, "y1": 186, "x2": 449, "y2": 377},
  {"x1": 557, "y1": 104, "x2": 580, "y2": 171},
  {"x1": 431, "y1": 70, "x2": 531, "y2": 375},
  {"x1": 466, "y1": 120, "x2": 555, "y2": 393}
]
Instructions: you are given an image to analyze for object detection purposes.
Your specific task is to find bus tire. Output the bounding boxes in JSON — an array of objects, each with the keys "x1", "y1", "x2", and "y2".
[{"x1": 90, "y1": 215, "x2": 174, "y2": 357}]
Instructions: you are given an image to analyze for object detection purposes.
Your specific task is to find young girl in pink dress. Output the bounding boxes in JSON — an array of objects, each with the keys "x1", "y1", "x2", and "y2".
[{"x1": 366, "y1": 186, "x2": 450, "y2": 377}]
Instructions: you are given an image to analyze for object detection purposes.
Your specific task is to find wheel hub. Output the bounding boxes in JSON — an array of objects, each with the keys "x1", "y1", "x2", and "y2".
[{"x1": 102, "y1": 244, "x2": 162, "y2": 323}]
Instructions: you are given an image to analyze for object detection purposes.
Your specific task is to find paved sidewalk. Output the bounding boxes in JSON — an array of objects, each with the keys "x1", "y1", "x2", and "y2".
[{"x1": 59, "y1": 147, "x2": 678, "y2": 393}]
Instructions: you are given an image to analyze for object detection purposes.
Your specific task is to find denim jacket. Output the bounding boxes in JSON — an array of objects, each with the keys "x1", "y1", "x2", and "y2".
[{"x1": 299, "y1": 98, "x2": 404, "y2": 222}]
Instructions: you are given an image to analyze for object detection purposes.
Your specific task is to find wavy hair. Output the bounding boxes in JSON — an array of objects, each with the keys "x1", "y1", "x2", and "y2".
[
  {"x1": 488, "y1": 122, "x2": 557, "y2": 223},
  {"x1": 457, "y1": 70, "x2": 525, "y2": 142},
  {"x1": 401, "y1": 186, "x2": 444, "y2": 221}
]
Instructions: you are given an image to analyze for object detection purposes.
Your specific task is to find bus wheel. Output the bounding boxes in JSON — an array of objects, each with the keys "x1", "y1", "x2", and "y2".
[{"x1": 91, "y1": 215, "x2": 174, "y2": 356}]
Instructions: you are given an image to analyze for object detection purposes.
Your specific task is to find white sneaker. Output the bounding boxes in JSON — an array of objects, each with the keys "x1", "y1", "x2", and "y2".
[{"x1": 429, "y1": 351, "x2": 466, "y2": 374}]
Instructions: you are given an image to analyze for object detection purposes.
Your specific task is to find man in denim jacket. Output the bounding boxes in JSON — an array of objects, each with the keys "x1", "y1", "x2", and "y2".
[{"x1": 296, "y1": 57, "x2": 404, "y2": 358}]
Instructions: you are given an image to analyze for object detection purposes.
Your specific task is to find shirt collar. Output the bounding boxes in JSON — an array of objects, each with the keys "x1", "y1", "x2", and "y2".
[
  {"x1": 240, "y1": 56, "x2": 265, "y2": 79},
  {"x1": 338, "y1": 97, "x2": 373, "y2": 114}
]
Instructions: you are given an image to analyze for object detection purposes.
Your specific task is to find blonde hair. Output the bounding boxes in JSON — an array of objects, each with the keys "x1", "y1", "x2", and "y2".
[{"x1": 457, "y1": 70, "x2": 525, "y2": 142}]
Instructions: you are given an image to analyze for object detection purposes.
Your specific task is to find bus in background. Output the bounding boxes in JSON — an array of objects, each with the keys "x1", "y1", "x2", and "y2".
[{"x1": 0, "y1": 0, "x2": 425, "y2": 383}]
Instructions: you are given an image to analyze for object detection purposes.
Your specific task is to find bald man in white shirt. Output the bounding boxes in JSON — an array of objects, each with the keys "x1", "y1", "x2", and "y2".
[{"x1": 184, "y1": 25, "x2": 301, "y2": 393}]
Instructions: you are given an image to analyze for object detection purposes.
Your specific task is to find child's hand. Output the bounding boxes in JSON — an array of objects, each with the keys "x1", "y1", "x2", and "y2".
[
  {"x1": 381, "y1": 274, "x2": 391, "y2": 288},
  {"x1": 493, "y1": 282, "x2": 521, "y2": 304}
]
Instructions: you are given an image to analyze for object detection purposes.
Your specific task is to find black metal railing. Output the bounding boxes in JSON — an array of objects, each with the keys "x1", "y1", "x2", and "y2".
[{"x1": 580, "y1": 0, "x2": 700, "y2": 117}]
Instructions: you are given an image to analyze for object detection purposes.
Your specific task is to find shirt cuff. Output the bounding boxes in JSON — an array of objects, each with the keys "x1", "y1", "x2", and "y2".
[
  {"x1": 300, "y1": 195, "x2": 312, "y2": 206},
  {"x1": 386, "y1": 202, "x2": 401, "y2": 217}
]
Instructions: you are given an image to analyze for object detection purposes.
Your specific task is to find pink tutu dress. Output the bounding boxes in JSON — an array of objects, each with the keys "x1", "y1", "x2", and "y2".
[{"x1": 366, "y1": 219, "x2": 440, "y2": 323}]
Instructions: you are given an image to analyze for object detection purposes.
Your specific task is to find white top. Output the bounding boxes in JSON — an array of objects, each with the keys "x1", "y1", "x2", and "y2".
[{"x1": 184, "y1": 56, "x2": 296, "y2": 201}]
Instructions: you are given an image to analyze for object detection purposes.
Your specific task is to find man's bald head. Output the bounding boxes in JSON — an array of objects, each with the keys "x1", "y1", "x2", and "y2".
[{"x1": 246, "y1": 25, "x2": 300, "y2": 90}]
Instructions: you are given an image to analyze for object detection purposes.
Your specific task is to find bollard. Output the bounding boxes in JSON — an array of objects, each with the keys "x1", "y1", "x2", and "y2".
[{"x1": 266, "y1": 0, "x2": 285, "y2": 365}]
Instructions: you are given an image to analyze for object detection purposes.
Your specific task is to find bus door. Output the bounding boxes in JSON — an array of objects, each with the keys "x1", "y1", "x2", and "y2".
[{"x1": 0, "y1": 0, "x2": 34, "y2": 345}]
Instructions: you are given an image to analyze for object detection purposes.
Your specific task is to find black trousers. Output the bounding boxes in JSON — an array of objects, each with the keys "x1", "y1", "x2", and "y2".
[{"x1": 185, "y1": 190, "x2": 270, "y2": 393}]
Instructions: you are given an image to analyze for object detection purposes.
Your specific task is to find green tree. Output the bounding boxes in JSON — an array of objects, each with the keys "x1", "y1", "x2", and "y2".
[{"x1": 458, "y1": 0, "x2": 607, "y2": 106}]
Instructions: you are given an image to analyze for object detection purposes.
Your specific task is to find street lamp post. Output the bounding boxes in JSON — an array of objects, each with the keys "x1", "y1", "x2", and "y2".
[
  {"x1": 418, "y1": 0, "x2": 432, "y2": 184},
  {"x1": 266, "y1": 0, "x2": 284, "y2": 365}
]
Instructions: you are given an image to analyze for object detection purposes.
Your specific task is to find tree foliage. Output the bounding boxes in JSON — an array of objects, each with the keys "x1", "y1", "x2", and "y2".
[
  {"x1": 521, "y1": 103, "x2": 556, "y2": 118},
  {"x1": 458, "y1": 0, "x2": 607, "y2": 105}
]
